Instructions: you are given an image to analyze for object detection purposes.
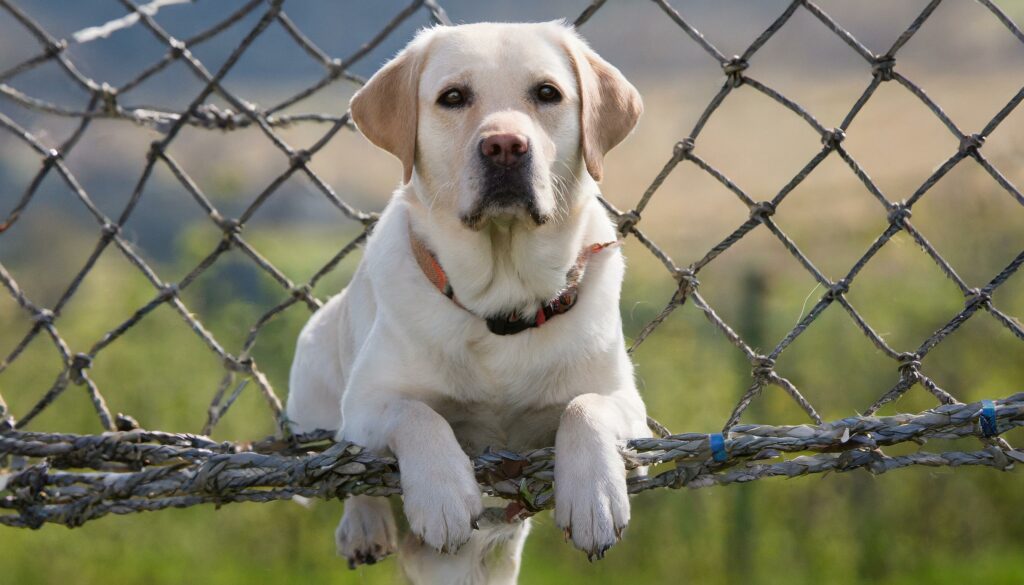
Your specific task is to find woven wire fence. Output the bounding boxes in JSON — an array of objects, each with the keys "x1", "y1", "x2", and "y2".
[{"x1": 1, "y1": 0, "x2": 1023, "y2": 530}]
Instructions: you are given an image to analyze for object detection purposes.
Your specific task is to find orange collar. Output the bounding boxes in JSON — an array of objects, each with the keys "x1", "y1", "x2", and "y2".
[{"x1": 409, "y1": 223, "x2": 617, "y2": 335}]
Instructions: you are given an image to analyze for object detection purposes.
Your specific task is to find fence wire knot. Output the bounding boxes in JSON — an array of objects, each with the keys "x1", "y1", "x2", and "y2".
[
  {"x1": 872, "y1": 56, "x2": 896, "y2": 81},
  {"x1": 146, "y1": 141, "x2": 164, "y2": 161},
  {"x1": 959, "y1": 133, "x2": 985, "y2": 155},
  {"x1": 70, "y1": 353, "x2": 93, "y2": 384},
  {"x1": 290, "y1": 284, "x2": 313, "y2": 300},
  {"x1": 32, "y1": 309, "x2": 55, "y2": 325},
  {"x1": 965, "y1": 288, "x2": 992, "y2": 310},
  {"x1": 673, "y1": 267, "x2": 700, "y2": 299},
  {"x1": 226, "y1": 356, "x2": 254, "y2": 374},
  {"x1": 115, "y1": 413, "x2": 141, "y2": 432},
  {"x1": 213, "y1": 216, "x2": 242, "y2": 236},
  {"x1": 617, "y1": 210, "x2": 641, "y2": 234},
  {"x1": 674, "y1": 138, "x2": 695, "y2": 159},
  {"x1": 827, "y1": 279, "x2": 850, "y2": 300},
  {"x1": 98, "y1": 83, "x2": 118, "y2": 114},
  {"x1": 750, "y1": 201, "x2": 777, "y2": 223},
  {"x1": 158, "y1": 284, "x2": 179, "y2": 302},
  {"x1": 101, "y1": 222, "x2": 121, "y2": 238},
  {"x1": 43, "y1": 39, "x2": 66, "y2": 57},
  {"x1": 289, "y1": 149, "x2": 311, "y2": 169},
  {"x1": 168, "y1": 37, "x2": 186, "y2": 57},
  {"x1": 897, "y1": 353, "x2": 922, "y2": 379},
  {"x1": 822, "y1": 127, "x2": 846, "y2": 149},
  {"x1": 887, "y1": 202, "x2": 912, "y2": 228},
  {"x1": 751, "y1": 355, "x2": 776, "y2": 379},
  {"x1": 723, "y1": 55, "x2": 748, "y2": 86}
]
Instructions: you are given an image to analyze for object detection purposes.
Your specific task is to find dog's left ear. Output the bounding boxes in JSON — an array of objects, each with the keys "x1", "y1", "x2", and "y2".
[
  {"x1": 562, "y1": 30, "x2": 643, "y2": 182},
  {"x1": 350, "y1": 30, "x2": 434, "y2": 184}
]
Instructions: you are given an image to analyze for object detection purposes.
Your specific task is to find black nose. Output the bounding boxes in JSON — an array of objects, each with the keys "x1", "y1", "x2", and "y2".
[{"x1": 480, "y1": 133, "x2": 529, "y2": 167}]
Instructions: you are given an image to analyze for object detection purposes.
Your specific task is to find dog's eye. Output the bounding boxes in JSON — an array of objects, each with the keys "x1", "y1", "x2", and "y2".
[
  {"x1": 438, "y1": 88, "x2": 467, "y2": 108},
  {"x1": 535, "y1": 83, "x2": 562, "y2": 104}
]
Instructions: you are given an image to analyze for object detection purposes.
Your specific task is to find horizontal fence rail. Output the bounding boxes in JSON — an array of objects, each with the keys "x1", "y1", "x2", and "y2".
[{"x1": 2, "y1": 395, "x2": 1022, "y2": 529}]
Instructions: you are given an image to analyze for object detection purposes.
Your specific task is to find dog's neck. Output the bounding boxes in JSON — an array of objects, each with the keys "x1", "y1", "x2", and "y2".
[{"x1": 404, "y1": 191, "x2": 600, "y2": 320}]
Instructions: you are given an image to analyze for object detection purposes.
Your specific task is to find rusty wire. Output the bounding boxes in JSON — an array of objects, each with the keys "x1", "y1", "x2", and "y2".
[{"x1": 1, "y1": 0, "x2": 1022, "y2": 529}]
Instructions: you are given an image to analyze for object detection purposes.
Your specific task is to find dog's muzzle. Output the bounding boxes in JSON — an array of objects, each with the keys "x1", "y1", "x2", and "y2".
[{"x1": 462, "y1": 135, "x2": 544, "y2": 228}]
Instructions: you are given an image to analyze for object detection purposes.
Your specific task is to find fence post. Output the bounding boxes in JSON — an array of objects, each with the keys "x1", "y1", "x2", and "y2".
[{"x1": 727, "y1": 268, "x2": 769, "y2": 581}]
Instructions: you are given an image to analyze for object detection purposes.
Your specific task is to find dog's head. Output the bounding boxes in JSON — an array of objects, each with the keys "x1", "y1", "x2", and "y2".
[{"x1": 350, "y1": 22, "x2": 642, "y2": 230}]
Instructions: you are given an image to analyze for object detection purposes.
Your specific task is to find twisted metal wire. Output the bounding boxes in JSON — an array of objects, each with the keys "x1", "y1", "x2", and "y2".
[
  {"x1": 1, "y1": 0, "x2": 1022, "y2": 529},
  {"x1": 2, "y1": 394, "x2": 1022, "y2": 529}
]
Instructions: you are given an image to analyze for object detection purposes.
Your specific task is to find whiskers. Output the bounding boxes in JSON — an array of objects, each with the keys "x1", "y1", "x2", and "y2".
[
  {"x1": 549, "y1": 160, "x2": 585, "y2": 225},
  {"x1": 425, "y1": 177, "x2": 458, "y2": 213}
]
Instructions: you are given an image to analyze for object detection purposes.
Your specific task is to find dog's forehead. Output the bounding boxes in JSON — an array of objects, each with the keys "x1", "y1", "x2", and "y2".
[{"x1": 419, "y1": 24, "x2": 576, "y2": 93}]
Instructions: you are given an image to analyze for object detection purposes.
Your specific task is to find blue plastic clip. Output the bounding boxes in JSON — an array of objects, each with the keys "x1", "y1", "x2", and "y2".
[
  {"x1": 709, "y1": 433, "x2": 728, "y2": 462},
  {"x1": 979, "y1": 400, "x2": 998, "y2": 438}
]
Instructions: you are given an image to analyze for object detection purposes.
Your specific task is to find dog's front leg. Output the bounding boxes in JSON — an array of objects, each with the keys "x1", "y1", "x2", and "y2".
[
  {"x1": 554, "y1": 390, "x2": 645, "y2": 559},
  {"x1": 344, "y1": 398, "x2": 483, "y2": 554}
]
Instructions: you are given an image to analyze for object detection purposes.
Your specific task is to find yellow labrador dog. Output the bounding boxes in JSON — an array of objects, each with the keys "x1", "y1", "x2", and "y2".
[{"x1": 287, "y1": 21, "x2": 648, "y2": 584}]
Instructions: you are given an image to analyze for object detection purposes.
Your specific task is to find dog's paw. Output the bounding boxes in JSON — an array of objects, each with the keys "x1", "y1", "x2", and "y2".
[
  {"x1": 336, "y1": 495, "x2": 398, "y2": 569},
  {"x1": 554, "y1": 449, "x2": 630, "y2": 560},
  {"x1": 400, "y1": 461, "x2": 483, "y2": 554}
]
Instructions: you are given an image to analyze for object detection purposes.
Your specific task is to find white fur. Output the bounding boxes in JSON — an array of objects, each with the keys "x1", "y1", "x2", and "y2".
[{"x1": 287, "y1": 22, "x2": 648, "y2": 585}]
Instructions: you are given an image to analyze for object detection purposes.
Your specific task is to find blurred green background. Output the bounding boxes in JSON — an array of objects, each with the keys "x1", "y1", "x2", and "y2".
[{"x1": 2, "y1": 1, "x2": 1023, "y2": 584}]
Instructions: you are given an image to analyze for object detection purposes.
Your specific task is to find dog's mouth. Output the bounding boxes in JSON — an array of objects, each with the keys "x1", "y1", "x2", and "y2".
[
  {"x1": 460, "y1": 198, "x2": 548, "y2": 230},
  {"x1": 460, "y1": 152, "x2": 550, "y2": 230}
]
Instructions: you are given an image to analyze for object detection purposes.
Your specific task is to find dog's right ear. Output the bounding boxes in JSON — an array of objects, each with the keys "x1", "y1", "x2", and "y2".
[
  {"x1": 350, "y1": 31, "x2": 433, "y2": 184},
  {"x1": 560, "y1": 28, "x2": 643, "y2": 183}
]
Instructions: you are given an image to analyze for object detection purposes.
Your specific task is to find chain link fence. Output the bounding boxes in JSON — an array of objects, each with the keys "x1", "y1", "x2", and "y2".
[{"x1": 1, "y1": 0, "x2": 1022, "y2": 529}]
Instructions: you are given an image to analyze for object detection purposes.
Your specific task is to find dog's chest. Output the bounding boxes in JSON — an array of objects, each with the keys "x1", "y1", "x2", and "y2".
[
  {"x1": 432, "y1": 397, "x2": 564, "y2": 455},
  {"x1": 427, "y1": 333, "x2": 584, "y2": 454},
  {"x1": 451, "y1": 327, "x2": 580, "y2": 396}
]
